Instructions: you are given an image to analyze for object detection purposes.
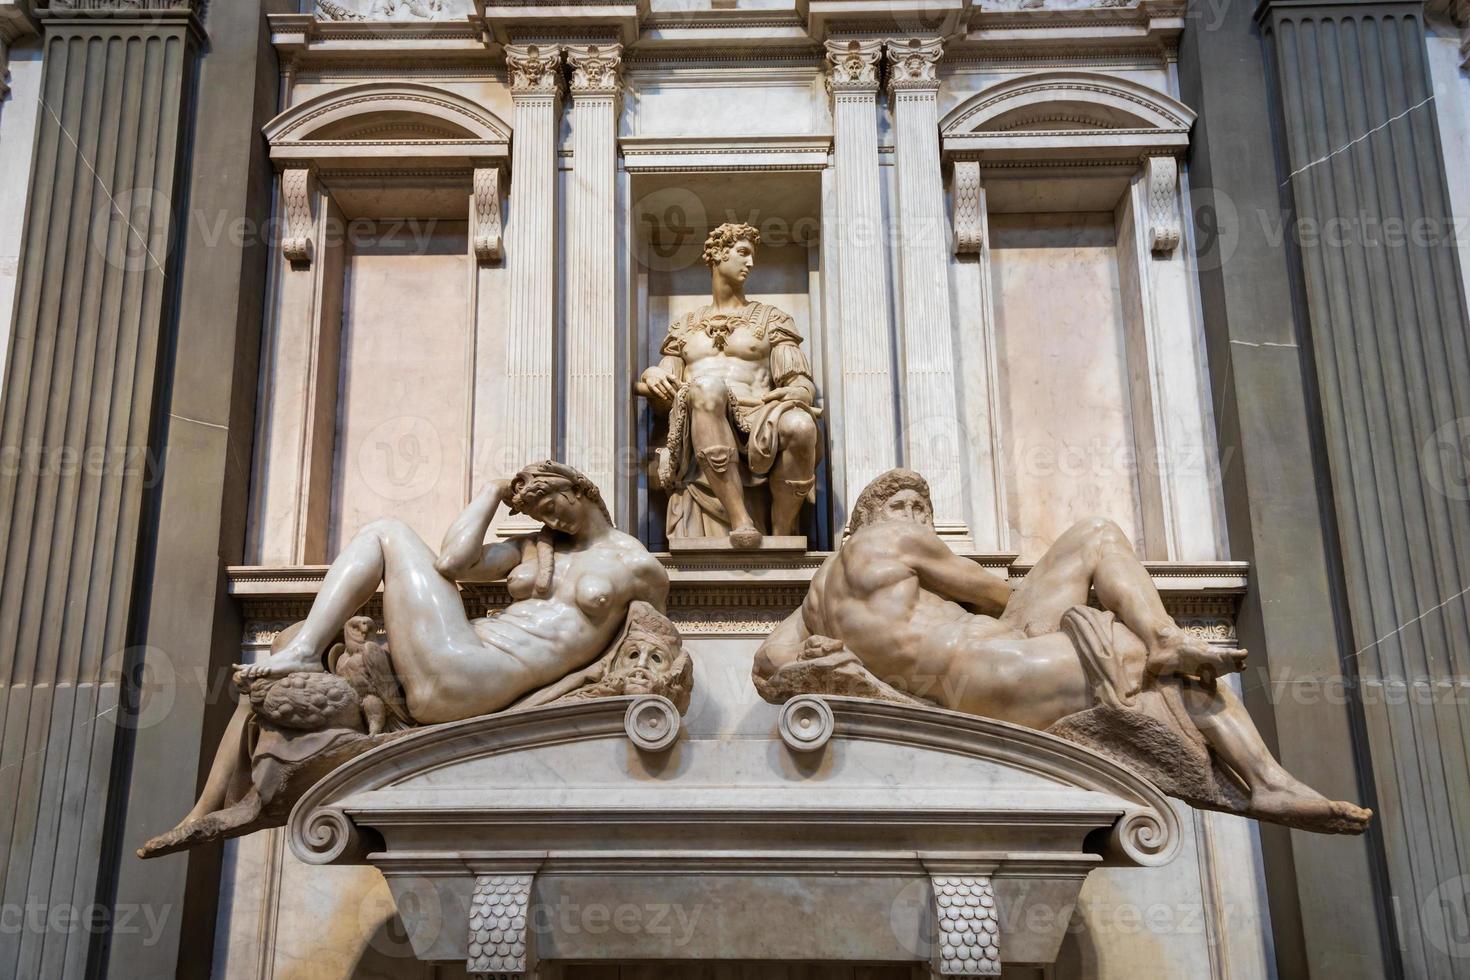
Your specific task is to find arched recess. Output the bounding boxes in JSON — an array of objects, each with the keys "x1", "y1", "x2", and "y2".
[
  {"x1": 265, "y1": 80, "x2": 512, "y2": 169},
  {"x1": 941, "y1": 70, "x2": 1215, "y2": 570},
  {"x1": 940, "y1": 70, "x2": 1195, "y2": 162},
  {"x1": 252, "y1": 81, "x2": 512, "y2": 567}
]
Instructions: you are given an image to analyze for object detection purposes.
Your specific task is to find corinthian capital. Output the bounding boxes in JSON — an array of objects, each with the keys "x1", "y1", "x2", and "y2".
[
  {"x1": 506, "y1": 42, "x2": 563, "y2": 96},
  {"x1": 886, "y1": 37, "x2": 942, "y2": 92},
  {"x1": 824, "y1": 38, "x2": 883, "y2": 93},
  {"x1": 566, "y1": 42, "x2": 622, "y2": 96}
]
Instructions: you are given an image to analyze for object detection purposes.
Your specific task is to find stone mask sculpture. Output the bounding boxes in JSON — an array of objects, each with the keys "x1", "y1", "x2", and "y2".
[
  {"x1": 638, "y1": 223, "x2": 822, "y2": 548},
  {"x1": 753, "y1": 468, "x2": 1373, "y2": 836},
  {"x1": 140, "y1": 461, "x2": 686, "y2": 858}
]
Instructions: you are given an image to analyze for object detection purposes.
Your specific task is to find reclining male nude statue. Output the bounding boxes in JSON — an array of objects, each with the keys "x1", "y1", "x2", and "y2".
[
  {"x1": 140, "y1": 460, "x2": 687, "y2": 858},
  {"x1": 753, "y1": 468, "x2": 1371, "y2": 836}
]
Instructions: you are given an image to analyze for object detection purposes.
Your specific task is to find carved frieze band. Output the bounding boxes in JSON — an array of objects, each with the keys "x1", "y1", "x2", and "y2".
[
  {"x1": 931, "y1": 875, "x2": 1002, "y2": 977},
  {"x1": 886, "y1": 37, "x2": 943, "y2": 92},
  {"x1": 468, "y1": 873, "x2": 535, "y2": 979},
  {"x1": 42, "y1": 0, "x2": 195, "y2": 9},
  {"x1": 473, "y1": 167, "x2": 503, "y2": 264},
  {"x1": 281, "y1": 167, "x2": 316, "y2": 267},
  {"x1": 952, "y1": 160, "x2": 985, "y2": 254},
  {"x1": 1144, "y1": 154, "x2": 1181, "y2": 254},
  {"x1": 566, "y1": 42, "x2": 622, "y2": 96},
  {"x1": 506, "y1": 43, "x2": 563, "y2": 97},
  {"x1": 824, "y1": 38, "x2": 883, "y2": 93}
]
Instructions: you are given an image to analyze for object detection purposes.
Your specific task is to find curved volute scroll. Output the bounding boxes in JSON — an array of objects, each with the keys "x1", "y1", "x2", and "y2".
[
  {"x1": 287, "y1": 697, "x2": 651, "y2": 865},
  {"x1": 806, "y1": 696, "x2": 1182, "y2": 868}
]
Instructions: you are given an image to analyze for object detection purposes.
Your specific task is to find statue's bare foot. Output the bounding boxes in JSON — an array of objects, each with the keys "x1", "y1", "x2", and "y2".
[
  {"x1": 1148, "y1": 627, "x2": 1247, "y2": 684},
  {"x1": 1249, "y1": 782, "x2": 1373, "y2": 835},
  {"x1": 137, "y1": 793, "x2": 264, "y2": 859},
  {"x1": 233, "y1": 643, "x2": 321, "y2": 682},
  {"x1": 729, "y1": 524, "x2": 762, "y2": 549}
]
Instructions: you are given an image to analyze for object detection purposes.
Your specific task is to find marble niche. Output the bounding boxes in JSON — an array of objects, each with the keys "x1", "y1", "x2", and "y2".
[{"x1": 218, "y1": 2, "x2": 1275, "y2": 978}]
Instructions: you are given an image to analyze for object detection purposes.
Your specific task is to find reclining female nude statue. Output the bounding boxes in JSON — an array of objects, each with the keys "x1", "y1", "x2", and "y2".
[
  {"x1": 753, "y1": 468, "x2": 1372, "y2": 836},
  {"x1": 140, "y1": 461, "x2": 688, "y2": 858}
]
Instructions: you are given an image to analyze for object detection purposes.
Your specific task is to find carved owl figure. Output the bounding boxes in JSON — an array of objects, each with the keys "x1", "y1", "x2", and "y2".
[{"x1": 327, "y1": 616, "x2": 414, "y2": 735}]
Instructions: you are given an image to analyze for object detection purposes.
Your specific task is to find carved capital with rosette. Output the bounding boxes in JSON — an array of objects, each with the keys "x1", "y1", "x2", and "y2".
[
  {"x1": 886, "y1": 37, "x2": 942, "y2": 93},
  {"x1": 824, "y1": 38, "x2": 883, "y2": 94},
  {"x1": 566, "y1": 42, "x2": 622, "y2": 96},
  {"x1": 505, "y1": 42, "x2": 562, "y2": 97}
]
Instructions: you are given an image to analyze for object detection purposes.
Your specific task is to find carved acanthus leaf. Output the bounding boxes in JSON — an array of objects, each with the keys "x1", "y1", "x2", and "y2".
[
  {"x1": 566, "y1": 42, "x2": 622, "y2": 95},
  {"x1": 472, "y1": 167, "x2": 502, "y2": 264},
  {"x1": 824, "y1": 38, "x2": 883, "y2": 93},
  {"x1": 952, "y1": 160, "x2": 985, "y2": 254},
  {"x1": 1144, "y1": 154, "x2": 1180, "y2": 254},
  {"x1": 281, "y1": 168, "x2": 316, "y2": 267},
  {"x1": 506, "y1": 42, "x2": 563, "y2": 96},
  {"x1": 886, "y1": 37, "x2": 943, "y2": 91}
]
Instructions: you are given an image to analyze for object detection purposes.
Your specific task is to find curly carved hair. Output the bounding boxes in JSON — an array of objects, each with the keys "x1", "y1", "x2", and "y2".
[
  {"x1": 847, "y1": 468, "x2": 933, "y2": 534},
  {"x1": 506, "y1": 460, "x2": 612, "y2": 526},
  {"x1": 506, "y1": 461, "x2": 613, "y2": 598},
  {"x1": 702, "y1": 222, "x2": 762, "y2": 268}
]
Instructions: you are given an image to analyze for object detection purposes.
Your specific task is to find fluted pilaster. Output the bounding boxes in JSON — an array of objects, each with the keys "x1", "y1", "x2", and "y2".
[
  {"x1": 565, "y1": 42, "x2": 621, "y2": 507},
  {"x1": 0, "y1": 3, "x2": 199, "y2": 977},
  {"x1": 502, "y1": 43, "x2": 562, "y2": 497},
  {"x1": 887, "y1": 37, "x2": 968, "y2": 544},
  {"x1": 825, "y1": 38, "x2": 897, "y2": 514},
  {"x1": 1260, "y1": 1, "x2": 1470, "y2": 975}
]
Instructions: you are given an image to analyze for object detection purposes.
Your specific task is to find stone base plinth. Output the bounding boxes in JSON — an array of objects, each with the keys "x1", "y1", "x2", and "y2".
[{"x1": 667, "y1": 535, "x2": 808, "y2": 554}]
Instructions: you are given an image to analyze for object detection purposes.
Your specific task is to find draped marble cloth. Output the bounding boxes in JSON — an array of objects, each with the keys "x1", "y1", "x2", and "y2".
[{"x1": 654, "y1": 302, "x2": 822, "y2": 537}]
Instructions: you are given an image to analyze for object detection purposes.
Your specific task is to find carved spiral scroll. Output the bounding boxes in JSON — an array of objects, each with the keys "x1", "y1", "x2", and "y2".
[
  {"x1": 1112, "y1": 806, "x2": 1178, "y2": 867},
  {"x1": 293, "y1": 806, "x2": 361, "y2": 866},
  {"x1": 624, "y1": 695, "x2": 681, "y2": 752},
  {"x1": 779, "y1": 695, "x2": 835, "y2": 753}
]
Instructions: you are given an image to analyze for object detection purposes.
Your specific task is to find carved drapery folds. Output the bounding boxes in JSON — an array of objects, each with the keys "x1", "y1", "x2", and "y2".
[
  {"x1": 1144, "y1": 154, "x2": 1181, "y2": 254},
  {"x1": 280, "y1": 167, "x2": 316, "y2": 267},
  {"x1": 473, "y1": 166, "x2": 503, "y2": 264},
  {"x1": 952, "y1": 160, "x2": 984, "y2": 254},
  {"x1": 932, "y1": 875, "x2": 1002, "y2": 977}
]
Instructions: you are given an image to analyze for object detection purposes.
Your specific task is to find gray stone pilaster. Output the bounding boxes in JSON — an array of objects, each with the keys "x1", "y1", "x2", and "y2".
[
  {"x1": 1178, "y1": 1, "x2": 1396, "y2": 975},
  {"x1": 1256, "y1": 1, "x2": 1470, "y2": 975},
  {"x1": 102, "y1": 0, "x2": 282, "y2": 975},
  {"x1": 0, "y1": 2, "x2": 200, "y2": 977}
]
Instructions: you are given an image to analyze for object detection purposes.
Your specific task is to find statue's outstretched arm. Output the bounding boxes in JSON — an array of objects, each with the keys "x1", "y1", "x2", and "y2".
[
  {"x1": 434, "y1": 480, "x2": 522, "y2": 582},
  {"x1": 905, "y1": 528, "x2": 1012, "y2": 615}
]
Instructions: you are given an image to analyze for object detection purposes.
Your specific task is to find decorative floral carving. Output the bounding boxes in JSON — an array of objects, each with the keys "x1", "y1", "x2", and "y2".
[
  {"x1": 472, "y1": 167, "x2": 502, "y2": 264},
  {"x1": 952, "y1": 160, "x2": 985, "y2": 254},
  {"x1": 886, "y1": 37, "x2": 943, "y2": 91},
  {"x1": 566, "y1": 42, "x2": 622, "y2": 95},
  {"x1": 313, "y1": 0, "x2": 452, "y2": 19},
  {"x1": 1144, "y1": 154, "x2": 1181, "y2": 253},
  {"x1": 824, "y1": 38, "x2": 883, "y2": 93},
  {"x1": 280, "y1": 168, "x2": 315, "y2": 267},
  {"x1": 505, "y1": 43, "x2": 562, "y2": 96}
]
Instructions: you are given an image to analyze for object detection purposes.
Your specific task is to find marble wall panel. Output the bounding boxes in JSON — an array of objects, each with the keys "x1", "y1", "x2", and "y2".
[
  {"x1": 624, "y1": 70, "x2": 829, "y2": 138},
  {"x1": 330, "y1": 220, "x2": 473, "y2": 552},
  {"x1": 988, "y1": 212, "x2": 1146, "y2": 561}
]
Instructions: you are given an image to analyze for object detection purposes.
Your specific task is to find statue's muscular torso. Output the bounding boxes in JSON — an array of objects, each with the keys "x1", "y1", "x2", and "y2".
[{"x1": 803, "y1": 522, "x2": 1014, "y2": 690}]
